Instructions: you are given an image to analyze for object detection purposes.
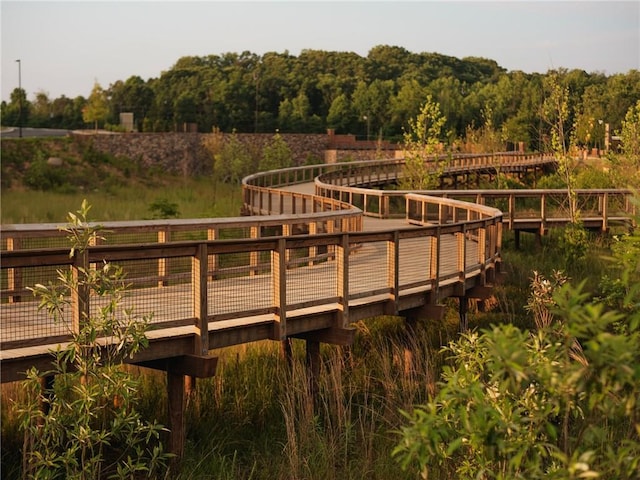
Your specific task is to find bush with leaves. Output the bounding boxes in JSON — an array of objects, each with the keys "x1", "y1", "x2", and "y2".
[
  {"x1": 17, "y1": 200, "x2": 171, "y2": 479},
  {"x1": 394, "y1": 258, "x2": 640, "y2": 478}
]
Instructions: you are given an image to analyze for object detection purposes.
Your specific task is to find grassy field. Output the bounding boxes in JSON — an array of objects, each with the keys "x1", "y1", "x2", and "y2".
[{"x1": 1, "y1": 178, "x2": 243, "y2": 224}]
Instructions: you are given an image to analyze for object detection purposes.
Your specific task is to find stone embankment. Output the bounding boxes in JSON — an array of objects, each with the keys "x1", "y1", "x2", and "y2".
[{"x1": 71, "y1": 131, "x2": 400, "y2": 176}]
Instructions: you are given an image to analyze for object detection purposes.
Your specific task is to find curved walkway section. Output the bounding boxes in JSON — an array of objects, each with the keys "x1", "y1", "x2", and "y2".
[{"x1": 1, "y1": 153, "x2": 635, "y2": 383}]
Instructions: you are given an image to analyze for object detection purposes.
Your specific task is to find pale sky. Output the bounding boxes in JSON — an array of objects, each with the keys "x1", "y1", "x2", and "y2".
[{"x1": 2, "y1": 0, "x2": 639, "y2": 102}]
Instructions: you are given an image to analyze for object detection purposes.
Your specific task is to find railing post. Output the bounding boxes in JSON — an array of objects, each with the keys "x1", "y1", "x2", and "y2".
[
  {"x1": 602, "y1": 192, "x2": 608, "y2": 232},
  {"x1": 6, "y1": 237, "x2": 21, "y2": 303},
  {"x1": 158, "y1": 228, "x2": 170, "y2": 287},
  {"x1": 540, "y1": 193, "x2": 547, "y2": 235},
  {"x1": 478, "y1": 225, "x2": 487, "y2": 284},
  {"x1": 509, "y1": 194, "x2": 516, "y2": 230},
  {"x1": 71, "y1": 249, "x2": 90, "y2": 335},
  {"x1": 272, "y1": 238, "x2": 287, "y2": 340},
  {"x1": 385, "y1": 231, "x2": 399, "y2": 315},
  {"x1": 250, "y1": 226, "x2": 260, "y2": 275},
  {"x1": 384, "y1": 193, "x2": 391, "y2": 219},
  {"x1": 282, "y1": 224, "x2": 292, "y2": 263},
  {"x1": 430, "y1": 229, "x2": 440, "y2": 300},
  {"x1": 336, "y1": 234, "x2": 349, "y2": 327},
  {"x1": 457, "y1": 224, "x2": 467, "y2": 288},
  {"x1": 192, "y1": 243, "x2": 209, "y2": 355},
  {"x1": 207, "y1": 228, "x2": 218, "y2": 280},
  {"x1": 308, "y1": 222, "x2": 318, "y2": 266}
]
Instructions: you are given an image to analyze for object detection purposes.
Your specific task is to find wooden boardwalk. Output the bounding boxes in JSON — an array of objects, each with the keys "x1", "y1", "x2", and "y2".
[
  {"x1": 6, "y1": 151, "x2": 629, "y2": 458},
  {"x1": 3, "y1": 153, "x2": 634, "y2": 384}
]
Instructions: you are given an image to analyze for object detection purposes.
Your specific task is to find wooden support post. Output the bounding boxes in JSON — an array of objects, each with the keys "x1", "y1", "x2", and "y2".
[
  {"x1": 39, "y1": 374, "x2": 55, "y2": 416},
  {"x1": 306, "y1": 338, "x2": 321, "y2": 405},
  {"x1": 281, "y1": 337, "x2": 293, "y2": 368},
  {"x1": 167, "y1": 371, "x2": 186, "y2": 461},
  {"x1": 459, "y1": 296, "x2": 469, "y2": 333}
]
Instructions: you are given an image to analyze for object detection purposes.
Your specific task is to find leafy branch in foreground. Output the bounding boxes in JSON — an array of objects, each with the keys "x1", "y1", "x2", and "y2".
[
  {"x1": 394, "y1": 214, "x2": 640, "y2": 479},
  {"x1": 17, "y1": 200, "x2": 171, "y2": 479}
]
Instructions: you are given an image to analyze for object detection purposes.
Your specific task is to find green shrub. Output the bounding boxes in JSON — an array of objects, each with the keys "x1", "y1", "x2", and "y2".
[
  {"x1": 394, "y1": 252, "x2": 640, "y2": 479},
  {"x1": 23, "y1": 158, "x2": 66, "y2": 191}
]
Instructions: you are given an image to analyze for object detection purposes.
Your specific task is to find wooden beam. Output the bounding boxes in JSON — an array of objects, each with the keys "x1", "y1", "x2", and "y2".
[
  {"x1": 135, "y1": 354, "x2": 218, "y2": 378},
  {"x1": 292, "y1": 326, "x2": 356, "y2": 346}
]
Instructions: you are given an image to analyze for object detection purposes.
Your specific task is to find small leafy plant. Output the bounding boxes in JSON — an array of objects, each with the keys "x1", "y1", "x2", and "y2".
[{"x1": 17, "y1": 200, "x2": 171, "y2": 479}]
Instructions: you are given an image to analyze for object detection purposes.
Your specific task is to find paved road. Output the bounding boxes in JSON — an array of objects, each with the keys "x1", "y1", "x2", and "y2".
[{"x1": 1, "y1": 127, "x2": 72, "y2": 138}]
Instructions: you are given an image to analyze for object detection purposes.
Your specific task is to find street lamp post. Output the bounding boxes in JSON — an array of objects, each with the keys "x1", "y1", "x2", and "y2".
[
  {"x1": 363, "y1": 114, "x2": 370, "y2": 141},
  {"x1": 598, "y1": 119, "x2": 603, "y2": 155},
  {"x1": 15, "y1": 59, "x2": 22, "y2": 138}
]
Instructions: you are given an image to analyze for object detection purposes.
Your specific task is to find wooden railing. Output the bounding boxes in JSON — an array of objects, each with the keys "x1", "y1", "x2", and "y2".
[
  {"x1": 1, "y1": 197, "x2": 501, "y2": 382},
  {"x1": 309, "y1": 155, "x2": 634, "y2": 232},
  {"x1": 3, "y1": 151, "x2": 635, "y2": 384}
]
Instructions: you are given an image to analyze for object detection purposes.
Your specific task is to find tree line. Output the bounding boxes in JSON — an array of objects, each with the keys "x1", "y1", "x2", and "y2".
[{"x1": 2, "y1": 45, "x2": 639, "y2": 151}]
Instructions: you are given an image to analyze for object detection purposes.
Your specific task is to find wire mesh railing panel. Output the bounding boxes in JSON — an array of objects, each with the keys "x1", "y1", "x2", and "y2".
[
  {"x1": 464, "y1": 227, "x2": 482, "y2": 272},
  {"x1": 109, "y1": 257, "x2": 194, "y2": 328},
  {"x1": 514, "y1": 195, "x2": 543, "y2": 218},
  {"x1": 1, "y1": 264, "x2": 71, "y2": 345},
  {"x1": 101, "y1": 231, "x2": 159, "y2": 245},
  {"x1": 398, "y1": 235, "x2": 435, "y2": 289},
  {"x1": 210, "y1": 251, "x2": 272, "y2": 317},
  {"x1": 480, "y1": 194, "x2": 511, "y2": 214},
  {"x1": 2, "y1": 235, "x2": 69, "y2": 250},
  {"x1": 348, "y1": 240, "x2": 389, "y2": 297},
  {"x1": 286, "y1": 246, "x2": 337, "y2": 307}
]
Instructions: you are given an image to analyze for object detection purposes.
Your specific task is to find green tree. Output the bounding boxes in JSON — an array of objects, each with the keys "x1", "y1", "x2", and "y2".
[
  {"x1": 212, "y1": 131, "x2": 253, "y2": 183},
  {"x1": 620, "y1": 100, "x2": 640, "y2": 163},
  {"x1": 399, "y1": 95, "x2": 447, "y2": 190},
  {"x1": 82, "y1": 82, "x2": 109, "y2": 130},
  {"x1": 259, "y1": 131, "x2": 293, "y2": 172},
  {"x1": 390, "y1": 78, "x2": 427, "y2": 136},
  {"x1": 18, "y1": 200, "x2": 170, "y2": 479},
  {"x1": 30, "y1": 91, "x2": 52, "y2": 127},
  {"x1": 543, "y1": 71, "x2": 588, "y2": 263},
  {"x1": 327, "y1": 93, "x2": 354, "y2": 133},
  {"x1": 0, "y1": 87, "x2": 30, "y2": 127}
]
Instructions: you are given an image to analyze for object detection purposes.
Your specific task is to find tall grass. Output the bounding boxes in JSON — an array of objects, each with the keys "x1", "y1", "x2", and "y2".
[{"x1": 157, "y1": 315, "x2": 454, "y2": 480}]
